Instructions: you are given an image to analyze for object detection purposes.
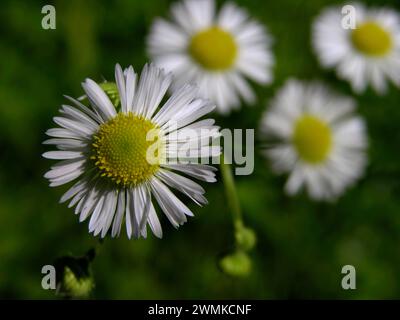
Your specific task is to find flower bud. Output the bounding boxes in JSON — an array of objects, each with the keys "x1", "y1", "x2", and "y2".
[
  {"x1": 219, "y1": 250, "x2": 252, "y2": 277},
  {"x1": 58, "y1": 266, "x2": 94, "y2": 299},
  {"x1": 99, "y1": 82, "x2": 120, "y2": 108},
  {"x1": 235, "y1": 225, "x2": 257, "y2": 251}
]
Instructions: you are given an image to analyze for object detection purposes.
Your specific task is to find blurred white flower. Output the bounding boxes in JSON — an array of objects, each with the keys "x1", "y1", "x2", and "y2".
[
  {"x1": 312, "y1": 3, "x2": 400, "y2": 94},
  {"x1": 260, "y1": 79, "x2": 368, "y2": 201},
  {"x1": 147, "y1": 0, "x2": 274, "y2": 114},
  {"x1": 43, "y1": 64, "x2": 219, "y2": 239}
]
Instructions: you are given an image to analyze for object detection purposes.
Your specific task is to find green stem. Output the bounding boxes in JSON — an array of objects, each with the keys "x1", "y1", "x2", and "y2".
[{"x1": 220, "y1": 155, "x2": 243, "y2": 231}]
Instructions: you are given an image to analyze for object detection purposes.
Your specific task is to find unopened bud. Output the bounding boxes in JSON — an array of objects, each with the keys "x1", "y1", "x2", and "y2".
[
  {"x1": 99, "y1": 82, "x2": 120, "y2": 108},
  {"x1": 57, "y1": 266, "x2": 94, "y2": 299},
  {"x1": 235, "y1": 226, "x2": 257, "y2": 251},
  {"x1": 219, "y1": 250, "x2": 252, "y2": 277}
]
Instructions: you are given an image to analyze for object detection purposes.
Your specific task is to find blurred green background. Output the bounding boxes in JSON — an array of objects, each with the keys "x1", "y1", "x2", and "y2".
[{"x1": 1, "y1": 0, "x2": 400, "y2": 299}]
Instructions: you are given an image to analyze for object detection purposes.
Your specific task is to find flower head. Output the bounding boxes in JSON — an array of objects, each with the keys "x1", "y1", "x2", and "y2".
[
  {"x1": 260, "y1": 79, "x2": 368, "y2": 201},
  {"x1": 43, "y1": 64, "x2": 220, "y2": 238},
  {"x1": 312, "y1": 3, "x2": 400, "y2": 93},
  {"x1": 147, "y1": 0, "x2": 274, "y2": 114}
]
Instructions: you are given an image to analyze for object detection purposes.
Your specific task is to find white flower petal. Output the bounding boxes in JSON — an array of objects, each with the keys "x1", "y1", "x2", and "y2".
[
  {"x1": 111, "y1": 189, "x2": 126, "y2": 237},
  {"x1": 115, "y1": 64, "x2": 127, "y2": 113},
  {"x1": 132, "y1": 64, "x2": 172, "y2": 118},
  {"x1": 157, "y1": 169, "x2": 207, "y2": 205},
  {"x1": 150, "y1": 177, "x2": 192, "y2": 228},
  {"x1": 42, "y1": 151, "x2": 83, "y2": 160},
  {"x1": 53, "y1": 117, "x2": 94, "y2": 137},
  {"x1": 60, "y1": 105, "x2": 100, "y2": 130},
  {"x1": 82, "y1": 78, "x2": 117, "y2": 120},
  {"x1": 45, "y1": 159, "x2": 86, "y2": 179},
  {"x1": 147, "y1": 202, "x2": 163, "y2": 238}
]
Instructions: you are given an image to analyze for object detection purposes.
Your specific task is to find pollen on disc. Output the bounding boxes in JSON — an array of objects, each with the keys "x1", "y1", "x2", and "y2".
[{"x1": 91, "y1": 113, "x2": 163, "y2": 187}]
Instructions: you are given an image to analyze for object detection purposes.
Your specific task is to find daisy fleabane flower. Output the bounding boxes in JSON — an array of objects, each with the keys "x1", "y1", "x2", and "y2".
[
  {"x1": 147, "y1": 0, "x2": 274, "y2": 114},
  {"x1": 312, "y1": 3, "x2": 400, "y2": 94},
  {"x1": 260, "y1": 79, "x2": 368, "y2": 201},
  {"x1": 43, "y1": 63, "x2": 220, "y2": 239}
]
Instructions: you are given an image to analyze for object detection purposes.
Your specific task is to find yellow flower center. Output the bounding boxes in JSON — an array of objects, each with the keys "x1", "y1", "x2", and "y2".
[
  {"x1": 293, "y1": 115, "x2": 333, "y2": 164},
  {"x1": 351, "y1": 21, "x2": 392, "y2": 56},
  {"x1": 188, "y1": 26, "x2": 237, "y2": 70},
  {"x1": 91, "y1": 113, "x2": 163, "y2": 187}
]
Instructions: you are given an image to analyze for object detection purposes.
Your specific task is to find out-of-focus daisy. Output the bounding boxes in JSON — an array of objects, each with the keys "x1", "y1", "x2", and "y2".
[
  {"x1": 260, "y1": 79, "x2": 367, "y2": 201},
  {"x1": 147, "y1": 0, "x2": 274, "y2": 114},
  {"x1": 43, "y1": 63, "x2": 220, "y2": 239},
  {"x1": 312, "y1": 3, "x2": 400, "y2": 94}
]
